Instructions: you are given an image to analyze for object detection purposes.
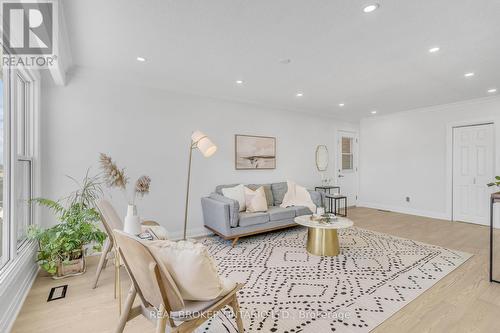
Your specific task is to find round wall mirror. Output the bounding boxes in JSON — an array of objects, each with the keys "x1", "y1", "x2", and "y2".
[{"x1": 316, "y1": 145, "x2": 329, "y2": 171}]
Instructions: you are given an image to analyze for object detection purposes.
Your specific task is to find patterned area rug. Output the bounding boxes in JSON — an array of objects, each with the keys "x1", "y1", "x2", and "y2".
[{"x1": 198, "y1": 226, "x2": 471, "y2": 333}]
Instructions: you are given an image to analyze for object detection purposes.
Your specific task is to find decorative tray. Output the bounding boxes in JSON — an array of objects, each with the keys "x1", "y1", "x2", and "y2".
[{"x1": 310, "y1": 213, "x2": 338, "y2": 224}]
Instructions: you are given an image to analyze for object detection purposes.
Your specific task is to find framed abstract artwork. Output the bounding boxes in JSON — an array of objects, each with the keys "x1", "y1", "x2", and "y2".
[{"x1": 235, "y1": 135, "x2": 276, "y2": 170}]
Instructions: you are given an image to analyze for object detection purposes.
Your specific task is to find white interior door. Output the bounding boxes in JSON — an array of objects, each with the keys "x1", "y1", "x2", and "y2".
[
  {"x1": 453, "y1": 123, "x2": 494, "y2": 225},
  {"x1": 337, "y1": 131, "x2": 358, "y2": 206}
]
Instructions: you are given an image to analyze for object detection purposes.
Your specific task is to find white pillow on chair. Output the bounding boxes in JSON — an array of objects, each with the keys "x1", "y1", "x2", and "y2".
[{"x1": 147, "y1": 240, "x2": 236, "y2": 301}]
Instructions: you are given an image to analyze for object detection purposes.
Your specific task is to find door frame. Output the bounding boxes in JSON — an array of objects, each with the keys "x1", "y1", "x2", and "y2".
[
  {"x1": 336, "y1": 129, "x2": 359, "y2": 206},
  {"x1": 447, "y1": 119, "x2": 496, "y2": 222}
]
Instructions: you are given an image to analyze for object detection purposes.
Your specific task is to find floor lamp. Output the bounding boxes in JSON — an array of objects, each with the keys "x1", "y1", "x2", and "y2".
[{"x1": 184, "y1": 130, "x2": 217, "y2": 240}]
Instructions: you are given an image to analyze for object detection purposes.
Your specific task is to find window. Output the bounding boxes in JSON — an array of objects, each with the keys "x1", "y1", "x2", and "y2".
[
  {"x1": 0, "y1": 50, "x2": 39, "y2": 271},
  {"x1": 341, "y1": 137, "x2": 354, "y2": 171},
  {"x1": 0, "y1": 68, "x2": 5, "y2": 269},
  {"x1": 14, "y1": 71, "x2": 33, "y2": 248}
]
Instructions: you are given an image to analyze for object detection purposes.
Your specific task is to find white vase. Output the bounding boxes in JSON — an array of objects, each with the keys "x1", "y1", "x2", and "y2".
[{"x1": 124, "y1": 204, "x2": 141, "y2": 235}]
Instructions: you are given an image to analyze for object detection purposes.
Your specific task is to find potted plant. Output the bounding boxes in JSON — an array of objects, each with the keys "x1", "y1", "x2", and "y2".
[
  {"x1": 488, "y1": 176, "x2": 500, "y2": 188},
  {"x1": 28, "y1": 171, "x2": 107, "y2": 278}
]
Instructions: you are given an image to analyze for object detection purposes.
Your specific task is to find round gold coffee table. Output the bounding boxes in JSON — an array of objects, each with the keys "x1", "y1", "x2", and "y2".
[{"x1": 294, "y1": 215, "x2": 353, "y2": 256}]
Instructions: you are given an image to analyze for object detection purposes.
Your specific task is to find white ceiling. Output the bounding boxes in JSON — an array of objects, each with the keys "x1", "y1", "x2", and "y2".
[{"x1": 63, "y1": 0, "x2": 500, "y2": 121}]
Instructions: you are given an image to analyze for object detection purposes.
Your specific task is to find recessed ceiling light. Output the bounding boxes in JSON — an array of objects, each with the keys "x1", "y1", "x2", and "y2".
[
  {"x1": 464, "y1": 72, "x2": 475, "y2": 77},
  {"x1": 488, "y1": 88, "x2": 497, "y2": 93},
  {"x1": 371, "y1": 110, "x2": 377, "y2": 114},
  {"x1": 136, "y1": 57, "x2": 146, "y2": 62},
  {"x1": 235, "y1": 80, "x2": 244, "y2": 85},
  {"x1": 363, "y1": 3, "x2": 379, "y2": 13},
  {"x1": 339, "y1": 103, "x2": 345, "y2": 107},
  {"x1": 296, "y1": 92, "x2": 304, "y2": 97},
  {"x1": 428, "y1": 47, "x2": 440, "y2": 53}
]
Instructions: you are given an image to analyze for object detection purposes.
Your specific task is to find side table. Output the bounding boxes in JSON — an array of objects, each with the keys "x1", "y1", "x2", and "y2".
[{"x1": 325, "y1": 195, "x2": 348, "y2": 217}]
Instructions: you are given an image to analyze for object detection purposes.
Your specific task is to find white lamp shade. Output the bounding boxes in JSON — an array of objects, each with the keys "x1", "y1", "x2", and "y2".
[{"x1": 191, "y1": 130, "x2": 217, "y2": 157}]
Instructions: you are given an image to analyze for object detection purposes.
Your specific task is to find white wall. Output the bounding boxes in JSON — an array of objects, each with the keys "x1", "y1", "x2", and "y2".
[
  {"x1": 359, "y1": 96, "x2": 500, "y2": 225},
  {"x1": 41, "y1": 68, "x2": 357, "y2": 237}
]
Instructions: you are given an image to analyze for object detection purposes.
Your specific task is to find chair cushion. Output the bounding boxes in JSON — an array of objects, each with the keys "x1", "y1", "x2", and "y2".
[
  {"x1": 170, "y1": 280, "x2": 237, "y2": 321},
  {"x1": 271, "y1": 182, "x2": 288, "y2": 205},
  {"x1": 147, "y1": 240, "x2": 235, "y2": 301},
  {"x1": 247, "y1": 184, "x2": 274, "y2": 207},
  {"x1": 267, "y1": 206, "x2": 295, "y2": 221},
  {"x1": 293, "y1": 206, "x2": 313, "y2": 216},
  {"x1": 239, "y1": 212, "x2": 269, "y2": 227}
]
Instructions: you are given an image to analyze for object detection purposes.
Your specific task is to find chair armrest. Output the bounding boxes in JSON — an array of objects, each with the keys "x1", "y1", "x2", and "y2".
[{"x1": 201, "y1": 197, "x2": 234, "y2": 236}]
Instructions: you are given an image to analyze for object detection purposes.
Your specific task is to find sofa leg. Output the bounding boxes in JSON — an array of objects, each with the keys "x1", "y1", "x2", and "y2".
[{"x1": 231, "y1": 237, "x2": 239, "y2": 247}]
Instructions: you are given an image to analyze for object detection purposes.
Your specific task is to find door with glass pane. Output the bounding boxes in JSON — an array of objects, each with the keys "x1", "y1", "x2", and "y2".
[{"x1": 337, "y1": 131, "x2": 358, "y2": 207}]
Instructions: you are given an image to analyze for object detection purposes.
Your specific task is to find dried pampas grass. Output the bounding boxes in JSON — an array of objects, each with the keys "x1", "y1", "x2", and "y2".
[
  {"x1": 99, "y1": 153, "x2": 128, "y2": 190},
  {"x1": 135, "y1": 175, "x2": 151, "y2": 197}
]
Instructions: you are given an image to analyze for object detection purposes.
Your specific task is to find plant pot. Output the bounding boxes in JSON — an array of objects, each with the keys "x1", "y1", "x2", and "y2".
[{"x1": 53, "y1": 256, "x2": 86, "y2": 280}]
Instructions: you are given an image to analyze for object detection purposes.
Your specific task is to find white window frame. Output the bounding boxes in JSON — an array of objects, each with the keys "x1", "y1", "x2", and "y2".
[{"x1": 0, "y1": 62, "x2": 41, "y2": 278}]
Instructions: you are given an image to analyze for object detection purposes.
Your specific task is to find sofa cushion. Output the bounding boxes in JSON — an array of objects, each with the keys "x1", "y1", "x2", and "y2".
[
  {"x1": 267, "y1": 206, "x2": 295, "y2": 221},
  {"x1": 293, "y1": 206, "x2": 313, "y2": 216},
  {"x1": 271, "y1": 182, "x2": 287, "y2": 205},
  {"x1": 247, "y1": 184, "x2": 274, "y2": 207},
  {"x1": 239, "y1": 212, "x2": 269, "y2": 227}
]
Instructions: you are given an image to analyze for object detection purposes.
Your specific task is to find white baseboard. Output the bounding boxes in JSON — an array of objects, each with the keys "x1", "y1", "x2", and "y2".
[
  {"x1": 0, "y1": 250, "x2": 39, "y2": 333},
  {"x1": 169, "y1": 227, "x2": 214, "y2": 240},
  {"x1": 357, "y1": 201, "x2": 450, "y2": 220}
]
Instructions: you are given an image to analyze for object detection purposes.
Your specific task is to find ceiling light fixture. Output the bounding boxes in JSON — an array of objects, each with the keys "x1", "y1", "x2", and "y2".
[
  {"x1": 235, "y1": 80, "x2": 244, "y2": 85},
  {"x1": 371, "y1": 110, "x2": 377, "y2": 114},
  {"x1": 428, "y1": 47, "x2": 440, "y2": 53},
  {"x1": 136, "y1": 57, "x2": 146, "y2": 62},
  {"x1": 363, "y1": 3, "x2": 379, "y2": 13},
  {"x1": 296, "y1": 92, "x2": 304, "y2": 97},
  {"x1": 488, "y1": 88, "x2": 497, "y2": 93},
  {"x1": 464, "y1": 72, "x2": 475, "y2": 77},
  {"x1": 339, "y1": 103, "x2": 345, "y2": 107}
]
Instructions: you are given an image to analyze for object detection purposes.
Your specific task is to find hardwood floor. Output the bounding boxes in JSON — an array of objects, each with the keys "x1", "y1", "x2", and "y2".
[{"x1": 11, "y1": 207, "x2": 500, "y2": 333}]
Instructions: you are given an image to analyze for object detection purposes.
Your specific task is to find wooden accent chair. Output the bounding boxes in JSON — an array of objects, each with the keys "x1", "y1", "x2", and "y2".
[{"x1": 113, "y1": 230, "x2": 245, "y2": 333}]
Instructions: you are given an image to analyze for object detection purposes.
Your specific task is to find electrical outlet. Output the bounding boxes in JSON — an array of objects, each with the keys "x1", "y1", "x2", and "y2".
[{"x1": 406, "y1": 196, "x2": 410, "y2": 203}]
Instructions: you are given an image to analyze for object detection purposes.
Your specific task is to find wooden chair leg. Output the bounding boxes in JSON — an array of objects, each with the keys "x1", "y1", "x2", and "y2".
[
  {"x1": 115, "y1": 248, "x2": 122, "y2": 314},
  {"x1": 92, "y1": 239, "x2": 112, "y2": 289},
  {"x1": 230, "y1": 295, "x2": 244, "y2": 333},
  {"x1": 155, "y1": 304, "x2": 168, "y2": 333},
  {"x1": 231, "y1": 237, "x2": 239, "y2": 247},
  {"x1": 114, "y1": 286, "x2": 137, "y2": 333}
]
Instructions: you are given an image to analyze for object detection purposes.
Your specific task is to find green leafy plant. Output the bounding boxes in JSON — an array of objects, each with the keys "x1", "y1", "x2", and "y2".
[
  {"x1": 28, "y1": 171, "x2": 107, "y2": 275},
  {"x1": 487, "y1": 176, "x2": 500, "y2": 188}
]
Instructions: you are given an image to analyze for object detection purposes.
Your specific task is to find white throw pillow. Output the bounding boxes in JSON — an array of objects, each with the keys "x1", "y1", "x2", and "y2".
[
  {"x1": 280, "y1": 180, "x2": 316, "y2": 213},
  {"x1": 244, "y1": 186, "x2": 268, "y2": 212},
  {"x1": 147, "y1": 240, "x2": 236, "y2": 301},
  {"x1": 222, "y1": 184, "x2": 246, "y2": 212}
]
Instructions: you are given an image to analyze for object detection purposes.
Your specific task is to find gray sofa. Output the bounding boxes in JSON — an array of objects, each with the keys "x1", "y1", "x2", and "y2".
[{"x1": 201, "y1": 182, "x2": 324, "y2": 245}]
